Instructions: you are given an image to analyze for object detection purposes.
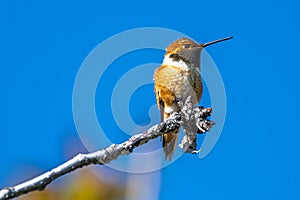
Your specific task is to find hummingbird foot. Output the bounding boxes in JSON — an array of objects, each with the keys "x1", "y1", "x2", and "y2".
[
  {"x1": 197, "y1": 119, "x2": 215, "y2": 133},
  {"x1": 194, "y1": 106, "x2": 215, "y2": 133}
]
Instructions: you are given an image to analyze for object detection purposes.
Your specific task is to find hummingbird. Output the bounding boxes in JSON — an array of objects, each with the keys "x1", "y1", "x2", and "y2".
[{"x1": 154, "y1": 36, "x2": 232, "y2": 161}]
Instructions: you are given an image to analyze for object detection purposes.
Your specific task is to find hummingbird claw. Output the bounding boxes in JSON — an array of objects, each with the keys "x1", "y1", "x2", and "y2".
[{"x1": 196, "y1": 119, "x2": 215, "y2": 133}]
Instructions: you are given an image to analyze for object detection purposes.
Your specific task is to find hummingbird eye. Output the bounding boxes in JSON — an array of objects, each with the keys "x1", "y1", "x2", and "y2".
[{"x1": 183, "y1": 44, "x2": 191, "y2": 49}]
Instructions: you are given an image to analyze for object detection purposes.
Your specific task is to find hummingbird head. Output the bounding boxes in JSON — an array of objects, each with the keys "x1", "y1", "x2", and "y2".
[
  {"x1": 165, "y1": 36, "x2": 233, "y2": 67},
  {"x1": 166, "y1": 38, "x2": 202, "y2": 65}
]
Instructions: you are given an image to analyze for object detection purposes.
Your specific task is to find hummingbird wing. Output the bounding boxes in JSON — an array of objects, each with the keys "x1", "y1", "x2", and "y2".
[
  {"x1": 154, "y1": 65, "x2": 180, "y2": 161},
  {"x1": 154, "y1": 83, "x2": 179, "y2": 161},
  {"x1": 158, "y1": 95, "x2": 164, "y2": 122},
  {"x1": 162, "y1": 129, "x2": 178, "y2": 161}
]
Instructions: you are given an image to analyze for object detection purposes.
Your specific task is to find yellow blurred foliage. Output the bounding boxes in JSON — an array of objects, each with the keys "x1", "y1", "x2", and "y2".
[{"x1": 17, "y1": 168, "x2": 125, "y2": 200}]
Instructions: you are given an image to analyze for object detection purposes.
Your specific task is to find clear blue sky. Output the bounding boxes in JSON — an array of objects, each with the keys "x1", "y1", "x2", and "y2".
[{"x1": 1, "y1": 0, "x2": 300, "y2": 199}]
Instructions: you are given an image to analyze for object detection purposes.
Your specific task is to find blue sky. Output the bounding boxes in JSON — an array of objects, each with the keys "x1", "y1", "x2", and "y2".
[{"x1": 1, "y1": 0, "x2": 300, "y2": 199}]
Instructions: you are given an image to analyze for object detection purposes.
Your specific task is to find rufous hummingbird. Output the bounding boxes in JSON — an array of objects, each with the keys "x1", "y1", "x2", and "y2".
[{"x1": 154, "y1": 36, "x2": 232, "y2": 160}]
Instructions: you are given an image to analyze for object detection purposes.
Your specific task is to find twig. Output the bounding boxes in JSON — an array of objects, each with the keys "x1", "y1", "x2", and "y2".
[{"x1": 0, "y1": 98, "x2": 214, "y2": 200}]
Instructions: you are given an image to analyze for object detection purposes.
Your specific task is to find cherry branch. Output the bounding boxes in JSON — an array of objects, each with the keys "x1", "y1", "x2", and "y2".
[{"x1": 0, "y1": 97, "x2": 214, "y2": 200}]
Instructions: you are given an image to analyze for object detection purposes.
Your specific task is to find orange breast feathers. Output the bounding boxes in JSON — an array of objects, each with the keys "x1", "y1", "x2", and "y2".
[{"x1": 154, "y1": 64, "x2": 202, "y2": 120}]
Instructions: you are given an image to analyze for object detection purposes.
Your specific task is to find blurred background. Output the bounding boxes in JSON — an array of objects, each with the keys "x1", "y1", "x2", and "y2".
[{"x1": 1, "y1": 0, "x2": 300, "y2": 199}]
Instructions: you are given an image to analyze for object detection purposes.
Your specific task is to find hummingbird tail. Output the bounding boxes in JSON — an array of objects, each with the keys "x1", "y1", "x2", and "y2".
[{"x1": 162, "y1": 129, "x2": 179, "y2": 161}]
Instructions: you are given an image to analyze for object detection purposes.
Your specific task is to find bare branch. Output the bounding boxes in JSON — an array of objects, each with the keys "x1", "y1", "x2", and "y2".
[
  {"x1": 178, "y1": 96, "x2": 215, "y2": 153},
  {"x1": 0, "y1": 99, "x2": 214, "y2": 200}
]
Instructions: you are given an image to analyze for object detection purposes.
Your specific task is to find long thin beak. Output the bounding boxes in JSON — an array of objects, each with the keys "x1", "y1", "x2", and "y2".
[{"x1": 201, "y1": 36, "x2": 233, "y2": 47}]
